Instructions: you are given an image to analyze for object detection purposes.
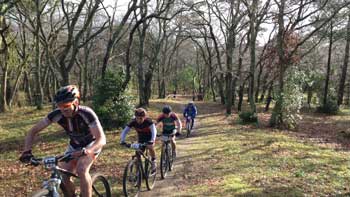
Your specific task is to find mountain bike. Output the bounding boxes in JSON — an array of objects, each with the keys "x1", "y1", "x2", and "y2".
[
  {"x1": 29, "y1": 152, "x2": 111, "y2": 197},
  {"x1": 185, "y1": 116, "x2": 193, "y2": 137},
  {"x1": 160, "y1": 134, "x2": 175, "y2": 179},
  {"x1": 122, "y1": 142, "x2": 157, "y2": 197}
]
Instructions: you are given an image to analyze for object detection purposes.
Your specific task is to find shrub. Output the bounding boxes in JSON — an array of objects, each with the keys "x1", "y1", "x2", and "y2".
[
  {"x1": 239, "y1": 111, "x2": 258, "y2": 124},
  {"x1": 92, "y1": 71, "x2": 134, "y2": 130},
  {"x1": 316, "y1": 88, "x2": 339, "y2": 115}
]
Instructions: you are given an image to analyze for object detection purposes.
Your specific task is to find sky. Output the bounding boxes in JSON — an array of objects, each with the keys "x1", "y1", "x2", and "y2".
[{"x1": 102, "y1": 0, "x2": 276, "y2": 45}]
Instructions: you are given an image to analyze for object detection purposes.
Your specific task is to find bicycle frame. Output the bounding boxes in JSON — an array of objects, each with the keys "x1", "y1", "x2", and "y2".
[
  {"x1": 127, "y1": 143, "x2": 152, "y2": 180},
  {"x1": 31, "y1": 154, "x2": 78, "y2": 196}
]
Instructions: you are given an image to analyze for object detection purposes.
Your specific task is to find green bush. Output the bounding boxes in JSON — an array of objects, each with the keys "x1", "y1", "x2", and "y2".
[
  {"x1": 316, "y1": 88, "x2": 339, "y2": 115},
  {"x1": 92, "y1": 71, "x2": 134, "y2": 130},
  {"x1": 316, "y1": 99, "x2": 339, "y2": 115},
  {"x1": 238, "y1": 111, "x2": 258, "y2": 124}
]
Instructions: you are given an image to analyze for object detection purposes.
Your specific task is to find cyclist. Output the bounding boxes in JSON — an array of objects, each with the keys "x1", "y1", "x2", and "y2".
[
  {"x1": 156, "y1": 105, "x2": 182, "y2": 158},
  {"x1": 120, "y1": 108, "x2": 157, "y2": 173},
  {"x1": 19, "y1": 85, "x2": 106, "y2": 197},
  {"x1": 183, "y1": 101, "x2": 197, "y2": 130}
]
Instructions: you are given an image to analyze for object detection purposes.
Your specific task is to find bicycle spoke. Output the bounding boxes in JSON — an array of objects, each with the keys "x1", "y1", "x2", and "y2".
[{"x1": 123, "y1": 160, "x2": 141, "y2": 196}]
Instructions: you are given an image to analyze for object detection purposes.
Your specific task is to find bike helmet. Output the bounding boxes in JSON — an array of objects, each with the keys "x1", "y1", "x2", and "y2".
[
  {"x1": 188, "y1": 101, "x2": 194, "y2": 105},
  {"x1": 54, "y1": 85, "x2": 80, "y2": 105},
  {"x1": 162, "y1": 105, "x2": 172, "y2": 114}
]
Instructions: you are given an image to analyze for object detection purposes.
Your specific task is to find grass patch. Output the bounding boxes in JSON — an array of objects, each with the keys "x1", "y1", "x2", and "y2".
[{"x1": 2, "y1": 100, "x2": 350, "y2": 196}]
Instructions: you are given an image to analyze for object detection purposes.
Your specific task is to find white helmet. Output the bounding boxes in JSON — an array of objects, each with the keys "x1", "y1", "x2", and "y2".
[{"x1": 188, "y1": 101, "x2": 194, "y2": 105}]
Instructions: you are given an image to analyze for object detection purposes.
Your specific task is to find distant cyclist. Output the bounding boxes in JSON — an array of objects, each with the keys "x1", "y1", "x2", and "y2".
[
  {"x1": 156, "y1": 105, "x2": 182, "y2": 157},
  {"x1": 120, "y1": 108, "x2": 157, "y2": 173},
  {"x1": 183, "y1": 101, "x2": 197, "y2": 130}
]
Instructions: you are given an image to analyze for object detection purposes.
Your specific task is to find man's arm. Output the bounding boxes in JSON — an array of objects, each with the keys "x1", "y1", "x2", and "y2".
[
  {"x1": 23, "y1": 118, "x2": 51, "y2": 152},
  {"x1": 150, "y1": 124, "x2": 157, "y2": 142},
  {"x1": 175, "y1": 117, "x2": 182, "y2": 133},
  {"x1": 120, "y1": 126, "x2": 131, "y2": 143},
  {"x1": 87, "y1": 121, "x2": 106, "y2": 154}
]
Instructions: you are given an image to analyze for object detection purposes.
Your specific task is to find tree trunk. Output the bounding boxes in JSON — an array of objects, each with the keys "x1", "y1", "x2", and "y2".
[
  {"x1": 24, "y1": 71, "x2": 32, "y2": 105},
  {"x1": 270, "y1": 0, "x2": 286, "y2": 127},
  {"x1": 0, "y1": 15, "x2": 8, "y2": 112},
  {"x1": 307, "y1": 86, "x2": 312, "y2": 109},
  {"x1": 248, "y1": 0, "x2": 257, "y2": 113},
  {"x1": 255, "y1": 63, "x2": 263, "y2": 103},
  {"x1": 0, "y1": 55, "x2": 8, "y2": 112},
  {"x1": 8, "y1": 63, "x2": 25, "y2": 107},
  {"x1": 137, "y1": 23, "x2": 147, "y2": 107},
  {"x1": 34, "y1": 0, "x2": 44, "y2": 109},
  {"x1": 238, "y1": 82, "x2": 244, "y2": 112},
  {"x1": 324, "y1": 21, "x2": 333, "y2": 106},
  {"x1": 337, "y1": 13, "x2": 350, "y2": 105},
  {"x1": 225, "y1": 30, "x2": 235, "y2": 115},
  {"x1": 265, "y1": 84, "x2": 273, "y2": 112}
]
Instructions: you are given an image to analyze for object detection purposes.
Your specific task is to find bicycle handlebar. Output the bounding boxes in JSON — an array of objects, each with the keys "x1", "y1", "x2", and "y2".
[
  {"x1": 122, "y1": 142, "x2": 148, "y2": 150},
  {"x1": 29, "y1": 151, "x2": 81, "y2": 167}
]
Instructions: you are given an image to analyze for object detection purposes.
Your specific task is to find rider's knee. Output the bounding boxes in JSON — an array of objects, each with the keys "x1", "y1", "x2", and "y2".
[{"x1": 76, "y1": 166, "x2": 89, "y2": 178}]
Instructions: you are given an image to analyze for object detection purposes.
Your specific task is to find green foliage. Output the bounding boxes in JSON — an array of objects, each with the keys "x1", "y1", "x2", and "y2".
[
  {"x1": 172, "y1": 66, "x2": 199, "y2": 93},
  {"x1": 280, "y1": 66, "x2": 305, "y2": 129},
  {"x1": 92, "y1": 70, "x2": 134, "y2": 130},
  {"x1": 238, "y1": 111, "x2": 258, "y2": 124},
  {"x1": 316, "y1": 88, "x2": 339, "y2": 114}
]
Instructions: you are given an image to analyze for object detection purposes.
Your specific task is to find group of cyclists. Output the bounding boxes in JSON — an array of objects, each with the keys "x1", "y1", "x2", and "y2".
[{"x1": 19, "y1": 85, "x2": 197, "y2": 197}]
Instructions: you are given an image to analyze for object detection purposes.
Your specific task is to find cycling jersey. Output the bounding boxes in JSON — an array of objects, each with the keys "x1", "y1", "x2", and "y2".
[
  {"x1": 157, "y1": 112, "x2": 179, "y2": 134},
  {"x1": 183, "y1": 105, "x2": 197, "y2": 118},
  {"x1": 121, "y1": 118, "x2": 156, "y2": 143},
  {"x1": 46, "y1": 105, "x2": 101, "y2": 148}
]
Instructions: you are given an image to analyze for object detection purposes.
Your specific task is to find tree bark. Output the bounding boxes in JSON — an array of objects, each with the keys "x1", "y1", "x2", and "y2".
[
  {"x1": 337, "y1": 13, "x2": 350, "y2": 105},
  {"x1": 324, "y1": 21, "x2": 333, "y2": 106}
]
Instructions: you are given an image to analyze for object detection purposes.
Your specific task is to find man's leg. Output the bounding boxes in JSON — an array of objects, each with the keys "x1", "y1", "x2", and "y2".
[
  {"x1": 147, "y1": 144, "x2": 157, "y2": 172},
  {"x1": 171, "y1": 135, "x2": 176, "y2": 157},
  {"x1": 60, "y1": 161, "x2": 77, "y2": 197},
  {"x1": 76, "y1": 155, "x2": 94, "y2": 197},
  {"x1": 191, "y1": 117, "x2": 195, "y2": 130},
  {"x1": 146, "y1": 144, "x2": 156, "y2": 159}
]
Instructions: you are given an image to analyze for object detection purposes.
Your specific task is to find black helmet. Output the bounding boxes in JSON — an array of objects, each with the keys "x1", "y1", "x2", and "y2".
[
  {"x1": 54, "y1": 85, "x2": 80, "y2": 104},
  {"x1": 162, "y1": 105, "x2": 172, "y2": 114}
]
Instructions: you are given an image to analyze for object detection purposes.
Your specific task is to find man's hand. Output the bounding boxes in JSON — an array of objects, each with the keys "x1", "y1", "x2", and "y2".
[{"x1": 19, "y1": 150, "x2": 34, "y2": 163}]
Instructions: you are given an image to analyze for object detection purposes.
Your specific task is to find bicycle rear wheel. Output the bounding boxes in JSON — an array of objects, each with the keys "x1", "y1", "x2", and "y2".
[
  {"x1": 123, "y1": 159, "x2": 141, "y2": 197},
  {"x1": 91, "y1": 173, "x2": 111, "y2": 197},
  {"x1": 31, "y1": 189, "x2": 50, "y2": 197},
  {"x1": 187, "y1": 119, "x2": 193, "y2": 137},
  {"x1": 145, "y1": 157, "x2": 157, "y2": 190},
  {"x1": 168, "y1": 144, "x2": 174, "y2": 171},
  {"x1": 160, "y1": 144, "x2": 169, "y2": 179}
]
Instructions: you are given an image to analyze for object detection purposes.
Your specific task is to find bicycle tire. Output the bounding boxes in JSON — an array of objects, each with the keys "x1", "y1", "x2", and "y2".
[
  {"x1": 187, "y1": 119, "x2": 193, "y2": 137},
  {"x1": 145, "y1": 157, "x2": 157, "y2": 190},
  {"x1": 167, "y1": 143, "x2": 174, "y2": 171},
  {"x1": 160, "y1": 144, "x2": 169, "y2": 179},
  {"x1": 31, "y1": 189, "x2": 50, "y2": 197},
  {"x1": 91, "y1": 173, "x2": 111, "y2": 197},
  {"x1": 123, "y1": 159, "x2": 141, "y2": 197}
]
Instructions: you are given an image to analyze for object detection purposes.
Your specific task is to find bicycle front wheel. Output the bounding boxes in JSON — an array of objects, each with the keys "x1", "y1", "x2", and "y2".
[
  {"x1": 123, "y1": 159, "x2": 142, "y2": 197},
  {"x1": 145, "y1": 157, "x2": 157, "y2": 190},
  {"x1": 91, "y1": 173, "x2": 111, "y2": 197},
  {"x1": 160, "y1": 144, "x2": 169, "y2": 179},
  {"x1": 31, "y1": 189, "x2": 50, "y2": 197}
]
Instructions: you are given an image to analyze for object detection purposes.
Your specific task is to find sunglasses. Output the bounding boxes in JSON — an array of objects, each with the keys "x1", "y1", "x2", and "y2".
[
  {"x1": 135, "y1": 111, "x2": 145, "y2": 117},
  {"x1": 58, "y1": 103, "x2": 73, "y2": 111}
]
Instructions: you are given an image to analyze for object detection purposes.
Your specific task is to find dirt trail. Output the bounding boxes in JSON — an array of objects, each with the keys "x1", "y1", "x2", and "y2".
[
  {"x1": 140, "y1": 100, "x2": 224, "y2": 197},
  {"x1": 140, "y1": 127, "x2": 198, "y2": 196}
]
